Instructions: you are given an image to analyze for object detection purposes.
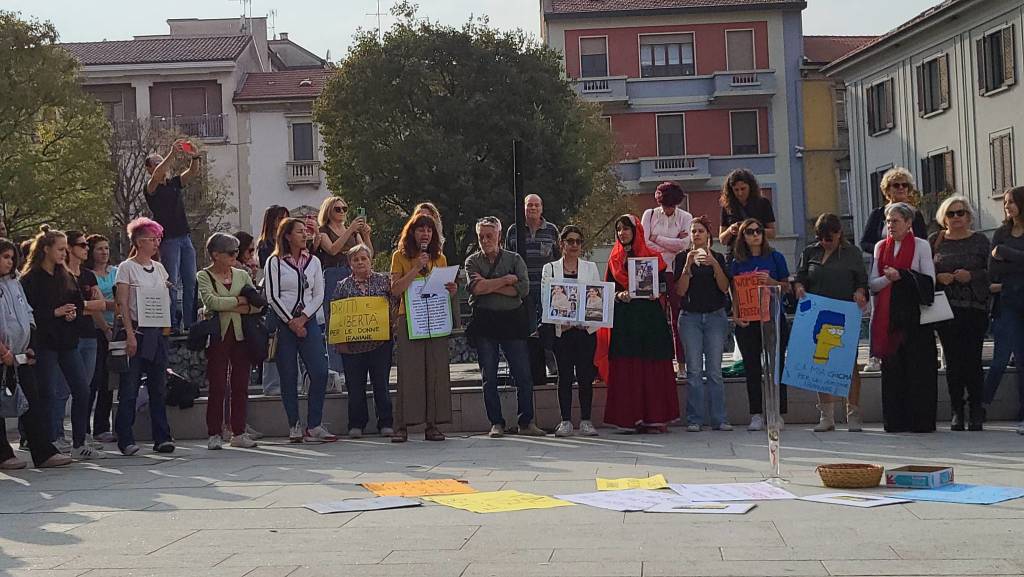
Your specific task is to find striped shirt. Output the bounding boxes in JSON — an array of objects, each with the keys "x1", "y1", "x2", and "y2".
[{"x1": 504, "y1": 219, "x2": 561, "y2": 290}]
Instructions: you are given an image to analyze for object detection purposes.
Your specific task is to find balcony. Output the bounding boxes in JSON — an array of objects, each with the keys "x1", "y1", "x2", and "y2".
[
  {"x1": 287, "y1": 160, "x2": 322, "y2": 188},
  {"x1": 151, "y1": 114, "x2": 226, "y2": 140},
  {"x1": 710, "y1": 70, "x2": 777, "y2": 103},
  {"x1": 637, "y1": 155, "x2": 711, "y2": 183},
  {"x1": 570, "y1": 76, "x2": 628, "y2": 104}
]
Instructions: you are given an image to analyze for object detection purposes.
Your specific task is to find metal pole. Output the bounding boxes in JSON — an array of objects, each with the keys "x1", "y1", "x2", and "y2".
[
  {"x1": 512, "y1": 140, "x2": 526, "y2": 252},
  {"x1": 759, "y1": 284, "x2": 783, "y2": 480}
]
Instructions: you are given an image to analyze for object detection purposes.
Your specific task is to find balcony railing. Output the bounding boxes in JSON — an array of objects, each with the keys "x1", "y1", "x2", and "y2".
[
  {"x1": 570, "y1": 76, "x2": 629, "y2": 103},
  {"x1": 654, "y1": 156, "x2": 698, "y2": 172},
  {"x1": 580, "y1": 78, "x2": 611, "y2": 93},
  {"x1": 287, "y1": 160, "x2": 322, "y2": 188},
  {"x1": 151, "y1": 114, "x2": 226, "y2": 139},
  {"x1": 638, "y1": 155, "x2": 710, "y2": 182},
  {"x1": 729, "y1": 72, "x2": 760, "y2": 86},
  {"x1": 711, "y1": 70, "x2": 775, "y2": 101}
]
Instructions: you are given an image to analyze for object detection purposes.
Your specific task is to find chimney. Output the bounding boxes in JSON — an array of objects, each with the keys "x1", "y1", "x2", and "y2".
[{"x1": 279, "y1": 32, "x2": 289, "y2": 40}]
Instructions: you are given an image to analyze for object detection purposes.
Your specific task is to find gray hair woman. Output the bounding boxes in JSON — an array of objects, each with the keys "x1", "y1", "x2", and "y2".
[
  {"x1": 332, "y1": 243, "x2": 394, "y2": 439},
  {"x1": 930, "y1": 196, "x2": 990, "y2": 430},
  {"x1": 198, "y1": 232, "x2": 262, "y2": 450},
  {"x1": 869, "y1": 202, "x2": 938, "y2": 433}
]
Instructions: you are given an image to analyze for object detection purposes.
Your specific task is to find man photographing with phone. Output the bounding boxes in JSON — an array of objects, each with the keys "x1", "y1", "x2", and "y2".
[{"x1": 144, "y1": 139, "x2": 201, "y2": 333}]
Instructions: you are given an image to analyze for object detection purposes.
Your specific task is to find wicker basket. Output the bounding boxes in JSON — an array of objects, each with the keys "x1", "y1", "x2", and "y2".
[{"x1": 815, "y1": 463, "x2": 884, "y2": 489}]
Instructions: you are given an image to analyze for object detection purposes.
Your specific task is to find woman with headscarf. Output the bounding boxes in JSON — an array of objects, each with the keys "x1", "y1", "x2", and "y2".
[{"x1": 600, "y1": 215, "x2": 679, "y2": 433}]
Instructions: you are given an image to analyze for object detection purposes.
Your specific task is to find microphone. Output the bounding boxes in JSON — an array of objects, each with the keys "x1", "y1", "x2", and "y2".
[{"x1": 419, "y1": 242, "x2": 429, "y2": 275}]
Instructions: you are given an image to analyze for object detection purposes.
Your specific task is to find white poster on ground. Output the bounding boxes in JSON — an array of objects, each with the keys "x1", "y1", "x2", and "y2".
[
  {"x1": 554, "y1": 489, "x2": 677, "y2": 512},
  {"x1": 668, "y1": 482, "x2": 796, "y2": 502}
]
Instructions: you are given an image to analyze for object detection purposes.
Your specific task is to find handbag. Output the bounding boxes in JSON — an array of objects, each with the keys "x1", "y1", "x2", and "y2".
[
  {"x1": 0, "y1": 367, "x2": 29, "y2": 418},
  {"x1": 920, "y1": 291, "x2": 955, "y2": 325},
  {"x1": 242, "y1": 312, "x2": 270, "y2": 364}
]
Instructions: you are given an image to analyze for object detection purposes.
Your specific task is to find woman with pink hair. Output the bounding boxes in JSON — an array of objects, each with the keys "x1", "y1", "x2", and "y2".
[{"x1": 113, "y1": 217, "x2": 176, "y2": 456}]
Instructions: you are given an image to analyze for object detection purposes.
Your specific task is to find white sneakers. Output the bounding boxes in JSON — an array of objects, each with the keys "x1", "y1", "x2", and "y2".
[
  {"x1": 747, "y1": 414, "x2": 765, "y2": 431},
  {"x1": 289, "y1": 424, "x2": 304, "y2": 443},
  {"x1": 864, "y1": 357, "x2": 882, "y2": 372},
  {"x1": 208, "y1": 435, "x2": 223, "y2": 450},
  {"x1": 121, "y1": 444, "x2": 140, "y2": 456},
  {"x1": 488, "y1": 424, "x2": 504, "y2": 438},
  {"x1": 230, "y1": 434, "x2": 258, "y2": 448},
  {"x1": 71, "y1": 445, "x2": 105, "y2": 460},
  {"x1": 554, "y1": 421, "x2": 573, "y2": 437},
  {"x1": 245, "y1": 424, "x2": 264, "y2": 440},
  {"x1": 578, "y1": 420, "x2": 598, "y2": 436},
  {"x1": 304, "y1": 425, "x2": 338, "y2": 443},
  {"x1": 552, "y1": 421, "x2": 600, "y2": 437},
  {"x1": 380, "y1": 427, "x2": 395, "y2": 437},
  {"x1": 686, "y1": 423, "x2": 702, "y2": 432},
  {"x1": 348, "y1": 428, "x2": 363, "y2": 439}
]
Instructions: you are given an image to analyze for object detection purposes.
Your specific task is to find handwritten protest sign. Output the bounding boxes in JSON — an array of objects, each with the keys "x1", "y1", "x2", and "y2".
[
  {"x1": 362, "y1": 479, "x2": 476, "y2": 497},
  {"x1": 733, "y1": 273, "x2": 770, "y2": 323},
  {"x1": 782, "y1": 294, "x2": 861, "y2": 397},
  {"x1": 424, "y1": 490, "x2": 573, "y2": 513},
  {"x1": 328, "y1": 296, "x2": 390, "y2": 345}
]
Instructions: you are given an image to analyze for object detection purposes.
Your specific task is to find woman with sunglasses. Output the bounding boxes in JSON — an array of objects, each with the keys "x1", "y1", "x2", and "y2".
[
  {"x1": 930, "y1": 196, "x2": 990, "y2": 431},
  {"x1": 542, "y1": 226, "x2": 601, "y2": 437},
  {"x1": 729, "y1": 218, "x2": 790, "y2": 431},
  {"x1": 869, "y1": 203, "x2": 937, "y2": 433},
  {"x1": 859, "y1": 167, "x2": 928, "y2": 373},
  {"x1": 316, "y1": 197, "x2": 372, "y2": 376},
  {"x1": 794, "y1": 214, "x2": 868, "y2": 432}
]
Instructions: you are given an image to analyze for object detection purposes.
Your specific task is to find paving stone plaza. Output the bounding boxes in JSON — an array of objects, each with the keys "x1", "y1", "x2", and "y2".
[{"x1": 3, "y1": 422, "x2": 1024, "y2": 577}]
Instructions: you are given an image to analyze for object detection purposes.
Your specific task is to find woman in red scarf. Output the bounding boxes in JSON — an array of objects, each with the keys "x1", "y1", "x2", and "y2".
[
  {"x1": 869, "y1": 202, "x2": 938, "y2": 433},
  {"x1": 601, "y1": 215, "x2": 680, "y2": 432}
]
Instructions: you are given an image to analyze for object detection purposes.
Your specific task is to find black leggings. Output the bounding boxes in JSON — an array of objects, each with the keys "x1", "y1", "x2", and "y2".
[
  {"x1": 936, "y1": 307, "x2": 988, "y2": 413},
  {"x1": 1, "y1": 364, "x2": 59, "y2": 466},
  {"x1": 553, "y1": 329, "x2": 597, "y2": 421},
  {"x1": 733, "y1": 320, "x2": 789, "y2": 415},
  {"x1": 90, "y1": 334, "x2": 115, "y2": 435}
]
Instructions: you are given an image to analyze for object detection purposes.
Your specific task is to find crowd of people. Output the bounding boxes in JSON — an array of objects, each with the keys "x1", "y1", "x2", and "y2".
[{"x1": 4, "y1": 149, "x2": 1024, "y2": 469}]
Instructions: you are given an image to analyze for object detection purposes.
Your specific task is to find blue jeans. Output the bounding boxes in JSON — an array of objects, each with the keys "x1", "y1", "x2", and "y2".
[
  {"x1": 477, "y1": 336, "x2": 534, "y2": 427},
  {"x1": 323, "y1": 265, "x2": 352, "y2": 374},
  {"x1": 115, "y1": 332, "x2": 172, "y2": 451},
  {"x1": 36, "y1": 347, "x2": 92, "y2": 447},
  {"x1": 159, "y1": 234, "x2": 198, "y2": 330},
  {"x1": 50, "y1": 338, "x2": 99, "y2": 441},
  {"x1": 341, "y1": 341, "x2": 393, "y2": 431},
  {"x1": 679, "y1": 309, "x2": 730, "y2": 427},
  {"x1": 274, "y1": 315, "x2": 329, "y2": 428},
  {"x1": 984, "y1": 297, "x2": 1024, "y2": 421}
]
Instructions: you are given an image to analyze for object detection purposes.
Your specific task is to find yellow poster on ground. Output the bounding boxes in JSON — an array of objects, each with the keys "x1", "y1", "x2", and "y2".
[
  {"x1": 361, "y1": 479, "x2": 476, "y2": 497},
  {"x1": 328, "y1": 296, "x2": 390, "y2": 344},
  {"x1": 596, "y1": 474, "x2": 669, "y2": 491},
  {"x1": 423, "y1": 490, "x2": 574, "y2": 513}
]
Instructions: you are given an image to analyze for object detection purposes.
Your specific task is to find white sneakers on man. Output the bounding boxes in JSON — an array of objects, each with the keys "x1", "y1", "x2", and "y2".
[{"x1": 71, "y1": 445, "x2": 105, "y2": 460}]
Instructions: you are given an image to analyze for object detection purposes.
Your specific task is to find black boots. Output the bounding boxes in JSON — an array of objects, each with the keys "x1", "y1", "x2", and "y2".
[
  {"x1": 951, "y1": 407, "x2": 965, "y2": 431},
  {"x1": 968, "y1": 404, "x2": 985, "y2": 431}
]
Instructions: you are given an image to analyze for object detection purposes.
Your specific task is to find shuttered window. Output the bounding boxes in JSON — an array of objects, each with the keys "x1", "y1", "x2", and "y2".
[
  {"x1": 866, "y1": 79, "x2": 894, "y2": 135},
  {"x1": 580, "y1": 37, "x2": 609, "y2": 78},
  {"x1": 657, "y1": 114, "x2": 686, "y2": 157},
  {"x1": 725, "y1": 30, "x2": 755, "y2": 71},
  {"x1": 977, "y1": 25, "x2": 1017, "y2": 94},
  {"x1": 991, "y1": 131, "x2": 1015, "y2": 194},
  {"x1": 917, "y1": 54, "x2": 950, "y2": 116},
  {"x1": 730, "y1": 110, "x2": 759, "y2": 155}
]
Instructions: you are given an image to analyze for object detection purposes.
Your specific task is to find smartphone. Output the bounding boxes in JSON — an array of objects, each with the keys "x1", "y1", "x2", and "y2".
[
  {"x1": 14, "y1": 354, "x2": 28, "y2": 365},
  {"x1": 304, "y1": 214, "x2": 317, "y2": 237},
  {"x1": 356, "y1": 207, "x2": 366, "y2": 220}
]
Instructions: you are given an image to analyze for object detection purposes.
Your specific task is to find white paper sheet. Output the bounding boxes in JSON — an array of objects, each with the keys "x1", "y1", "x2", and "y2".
[
  {"x1": 669, "y1": 482, "x2": 797, "y2": 502},
  {"x1": 645, "y1": 499, "x2": 755, "y2": 514},
  {"x1": 420, "y1": 265, "x2": 460, "y2": 296},
  {"x1": 136, "y1": 286, "x2": 171, "y2": 328},
  {"x1": 554, "y1": 489, "x2": 678, "y2": 512},
  {"x1": 799, "y1": 492, "x2": 910, "y2": 508},
  {"x1": 303, "y1": 496, "x2": 421, "y2": 514},
  {"x1": 405, "y1": 279, "x2": 453, "y2": 340}
]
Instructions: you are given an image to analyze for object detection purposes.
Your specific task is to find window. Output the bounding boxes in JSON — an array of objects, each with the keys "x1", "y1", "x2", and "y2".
[
  {"x1": 991, "y1": 130, "x2": 1015, "y2": 194},
  {"x1": 977, "y1": 25, "x2": 1016, "y2": 94},
  {"x1": 834, "y1": 87, "x2": 847, "y2": 129},
  {"x1": 601, "y1": 116, "x2": 612, "y2": 131},
  {"x1": 640, "y1": 34, "x2": 695, "y2": 77},
  {"x1": 921, "y1": 150, "x2": 956, "y2": 198},
  {"x1": 730, "y1": 110, "x2": 759, "y2": 155},
  {"x1": 291, "y1": 122, "x2": 315, "y2": 161},
  {"x1": 917, "y1": 55, "x2": 950, "y2": 116},
  {"x1": 656, "y1": 114, "x2": 685, "y2": 157},
  {"x1": 869, "y1": 165, "x2": 893, "y2": 209},
  {"x1": 838, "y1": 169, "x2": 852, "y2": 216},
  {"x1": 580, "y1": 37, "x2": 608, "y2": 78},
  {"x1": 866, "y1": 79, "x2": 894, "y2": 135},
  {"x1": 725, "y1": 29, "x2": 755, "y2": 71}
]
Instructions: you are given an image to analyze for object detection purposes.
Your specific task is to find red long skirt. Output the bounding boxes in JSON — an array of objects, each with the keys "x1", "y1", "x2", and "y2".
[{"x1": 603, "y1": 357, "x2": 680, "y2": 428}]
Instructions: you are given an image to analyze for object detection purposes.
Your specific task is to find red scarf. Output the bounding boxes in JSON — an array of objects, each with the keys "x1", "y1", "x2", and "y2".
[
  {"x1": 606, "y1": 215, "x2": 666, "y2": 288},
  {"x1": 870, "y1": 235, "x2": 915, "y2": 359}
]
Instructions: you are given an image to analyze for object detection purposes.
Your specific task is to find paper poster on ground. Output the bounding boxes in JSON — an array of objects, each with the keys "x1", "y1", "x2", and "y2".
[
  {"x1": 799, "y1": 493, "x2": 909, "y2": 508},
  {"x1": 423, "y1": 490, "x2": 573, "y2": 513},
  {"x1": 404, "y1": 278, "x2": 453, "y2": 340},
  {"x1": 596, "y1": 474, "x2": 669, "y2": 491},
  {"x1": 782, "y1": 294, "x2": 862, "y2": 397},
  {"x1": 645, "y1": 500, "x2": 756, "y2": 514},
  {"x1": 304, "y1": 496, "x2": 421, "y2": 514},
  {"x1": 892, "y1": 484, "x2": 1024, "y2": 505},
  {"x1": 555, "y1": 489, "x2": 677, "y2": 512},
  {"x1": 328, "y1": 296, "x2": 390, "y2": 345},
  {"x1": 669, "y1": 482, "x2": 796, "y2": 502},
  {"x1": 362, "y1": 479, "x2": 475, "y2": 497}
]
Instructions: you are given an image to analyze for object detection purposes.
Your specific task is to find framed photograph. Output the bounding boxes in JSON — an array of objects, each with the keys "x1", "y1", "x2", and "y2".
[
  {"x1": 542, "y1": 281, "x2": 615, "y2": 328},
  {"x1": 628, "y1": 257, "x2": 659, "y2": 299}
]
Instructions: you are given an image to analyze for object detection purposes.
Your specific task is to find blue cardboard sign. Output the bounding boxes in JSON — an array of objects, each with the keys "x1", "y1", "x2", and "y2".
[
  {"x1": 782, "y1": 294, "x2": 861, "y2": 397},
  {"x1": 895, "y1": 484, "x2": 1024, "y2": 505}
]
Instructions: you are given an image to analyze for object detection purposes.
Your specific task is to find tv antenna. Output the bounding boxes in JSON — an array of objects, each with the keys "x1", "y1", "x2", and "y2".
[
  {"x1": 268, "y1": 8, "x2": 278, "y2": 39},
  {"x1": 367, "y1": 0, "x2": 386, "y2": 42}
]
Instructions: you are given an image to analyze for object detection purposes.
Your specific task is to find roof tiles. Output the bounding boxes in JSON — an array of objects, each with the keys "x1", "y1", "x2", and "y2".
[
  {"x1": 547, "y1": 0, "x2": 805, "y2": 15},
  {"x1": 62, "y1": 36, "x2": 251, "y2": 66},
  {"x1": 233, "y1": 69, "x2": 333, "y2": 102}
]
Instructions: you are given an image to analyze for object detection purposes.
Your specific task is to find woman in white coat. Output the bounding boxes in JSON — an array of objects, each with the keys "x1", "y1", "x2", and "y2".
[{"x1": 542, "y1": 226, "x2": 601, "y2": 437}]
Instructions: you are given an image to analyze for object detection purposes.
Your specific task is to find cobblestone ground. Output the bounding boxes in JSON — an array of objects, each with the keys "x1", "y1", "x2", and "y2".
[{"x1": 2, "y1": 422, "x2": 1024, "y2": 577}]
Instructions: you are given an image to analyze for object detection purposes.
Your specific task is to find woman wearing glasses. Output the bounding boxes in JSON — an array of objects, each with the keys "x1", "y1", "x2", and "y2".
[
  {"x1": 316, "y1": 197, "x2": 372, "y2": 375},
  {"x1": 541, "y1": 226, "x2": 601, "y2": 437},
  {"x1": 931, "y1": 197, "x2": 990, "y2": 431},
  {"x1": 729, "y1": 218, "x2": 790, "y2": 432},
  {"x1": 793, "y1": 214, "x2": 868, "y2": 432},
  {"x1": 869, "y1": 203, "x2": 937, "y2": 433}
]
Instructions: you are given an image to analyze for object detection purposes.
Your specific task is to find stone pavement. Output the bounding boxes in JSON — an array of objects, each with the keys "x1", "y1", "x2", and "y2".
[{"x1": 2, "y1": 422, "x2": 1024, "y2": 577}]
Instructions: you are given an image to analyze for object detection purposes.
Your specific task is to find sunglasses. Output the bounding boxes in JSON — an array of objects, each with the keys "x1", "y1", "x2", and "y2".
[
  {"x1": 946, "y1": 209, "x2": 968, "y2": 218},
  {"x1": 890, "y1": 182, "x2": 911, "y2": 189},
  {"x1": 72, "y1": 242, "x2": 88, "y2": 248},
  {"x1": 818, "y1": 232, "x2": 840, "y2": 241},
  {"x1": 333, "y1": 205, "x2": 348, "y2": 213},
  {"x1": 563, "y1": 237, "x2": 583, "y2": 245},
  {"x1": 743, "y1": 228, "x2": 763, "y2": 237}
]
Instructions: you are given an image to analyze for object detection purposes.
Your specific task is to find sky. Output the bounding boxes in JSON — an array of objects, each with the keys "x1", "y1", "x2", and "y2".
[{"x1": 8, "y1": 0, "x2": 940, "y2": 59}]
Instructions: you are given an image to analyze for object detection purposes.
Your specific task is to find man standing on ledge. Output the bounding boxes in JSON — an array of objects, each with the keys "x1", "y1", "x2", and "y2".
[
  {"x1": 467, "y1": 217, "x2": 546, "y2": 438},
  {"x1": 505, "y1": 194, "x2": 560, "y2": 385},
  {"x1": 144, "y1": 141, "x2": 200, "y2": 333}
]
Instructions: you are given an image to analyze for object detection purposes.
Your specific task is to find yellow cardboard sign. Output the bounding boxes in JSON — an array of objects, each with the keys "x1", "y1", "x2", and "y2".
[
  {"x1": 596, "y1": 474, "x2": 668, "y2": 491},
  {"x1": 423, "y1": 490, "x2": 573, "y2": 513},
  {"x1": 329, "y1": 296, "x2": 390, "y2": 345},
  {"x1": 362, "y1": 479, "x2": 476, "y2": 497}
]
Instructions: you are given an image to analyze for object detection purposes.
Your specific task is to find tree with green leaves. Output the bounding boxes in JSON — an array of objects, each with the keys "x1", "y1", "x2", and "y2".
[
  {"x1": 0, "y1": 11, "x2": 113, "y2": 238},
  {"x1": 314, "y1": 2, "x2": 625, "y2": 264}
]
